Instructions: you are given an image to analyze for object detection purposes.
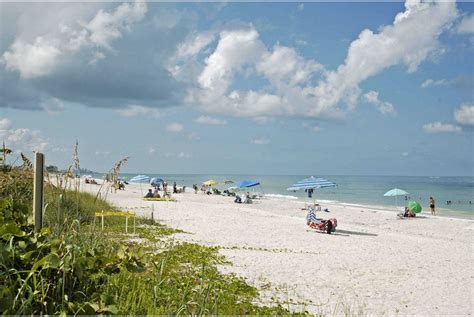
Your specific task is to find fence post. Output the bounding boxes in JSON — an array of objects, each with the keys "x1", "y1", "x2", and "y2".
[
  {"x1": 33, "y1": 152, "x2": 44, "y2": 231},
  {"x1": 125, "y1": 216, "x2": 128, "y2": 233}
]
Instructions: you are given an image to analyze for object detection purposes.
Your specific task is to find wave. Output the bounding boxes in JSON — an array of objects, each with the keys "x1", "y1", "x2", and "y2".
[{"x1": 264, "y1": 193, "x2": 299, "y2": 200}]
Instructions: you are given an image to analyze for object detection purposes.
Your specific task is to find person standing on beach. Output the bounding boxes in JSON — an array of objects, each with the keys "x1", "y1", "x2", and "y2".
[{"x1": 429, "y1": 197, "x2": 436, "y2": 215}]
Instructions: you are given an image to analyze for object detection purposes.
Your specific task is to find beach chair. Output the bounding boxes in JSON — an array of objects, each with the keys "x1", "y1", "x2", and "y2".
[{"x1": 306, "y1": 207, "x2": 337, "y2": 234}]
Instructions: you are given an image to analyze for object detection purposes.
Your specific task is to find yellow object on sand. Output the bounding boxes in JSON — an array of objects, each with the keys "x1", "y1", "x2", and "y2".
[
  {"x1": 95, "y1": 211, "x2": 135, "y2": 217},
  {"x1": 203, "y1": 180, "x2": 219, "y2": 186},
  {"x1": 144, "y1": 197, "x2": 177, "y2": 201}
]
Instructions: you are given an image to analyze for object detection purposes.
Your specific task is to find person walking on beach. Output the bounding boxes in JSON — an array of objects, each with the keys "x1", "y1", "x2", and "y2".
[{"x1": 429, "y1": 197, "x2": 436, "y2": 216}]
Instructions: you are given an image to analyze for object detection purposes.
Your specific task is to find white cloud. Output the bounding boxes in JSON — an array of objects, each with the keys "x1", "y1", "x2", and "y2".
[
  {"x1": 86, "y1": 1, "x2": 147, "y2": 50},
  {"x1": 172, "y1": 1, "x2": 457, "y2": 120},
  {"x1": 116, "y1": 105, "x2": 161, "y2": 118},
  {"x1": 363, "y1": 91, "x2": 396, "y2": 116},
  {"x1": 177, "y1": 32, "x2": 215, "y2": 59},
  {"x1": 297, "y1": 3, "x2": 304, "y2": 11},
  {"x1": 423, "y1": 122, "x2": 462, "y2": 134},
  {"x1": 148, "y1": 147, "x2": 156, "y2": 154},
  {"x1": 41, "y1": 97, "x2": 65, "y2": 115},
  {"x1": 187, "y1": 132, "x2": 201, "y2": 140},
  {"x1": 166, "y1": 122, "x2": 183, "y2": 132},
  {"x1": 421, "y1": 78, "x2": 447, "y2": 88},
  {"x1": 177, "y1": 151, "x2": 191, "y2": 159},
  {"x1": 0, "y1": 117, "x2": 48, "y2": 153},
  {"x1": 402, "y1": 151, "x2": 409, "y2": 157},
  {"x1": 0, "y1": 118, "x2": 12, "y2": 131},
  {"x1": 456, "y1": 14, "x2": 474, "y2": 34},
  {"x1": 250, "y1": 138, "x2": 269, "y2": 145},
  {"x1": 303, "y1": 123, "x2": 322, "y2": 133},
  {"x1": 194, "y1": 115, "x2": 227, "y2": 125},
  {"x1": 2, "y1": 37, "x2": 62, "y2": 79},
  {"x1": 2, "y1": 1, "x2": 147, "y2": 78},
  {"x1": 454, "y1": 103, "x2": 474, "y2": 126}
]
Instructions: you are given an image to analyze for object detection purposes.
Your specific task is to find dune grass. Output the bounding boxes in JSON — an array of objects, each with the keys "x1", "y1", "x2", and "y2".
[{"x1": 1, "y1": 168, "x2": 297, "y2": 315}]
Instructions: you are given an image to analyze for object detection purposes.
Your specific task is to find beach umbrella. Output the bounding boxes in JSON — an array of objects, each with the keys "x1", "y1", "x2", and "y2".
[
  {"x1": 130, "y1": 174, "x2": 151, "y2": 197},
  {"x1": 83, "y1": 175, "x2": 92, "y2": 179},
  {"x1": 223, "y1": 180, "x2": 234, "y2": 184},
  {"x1": 238, "y1": 180, "x2": 260, "y2": 188},
  {"x1": 203, "y1": 180, "x2": 219, "y2": 186},
  {"x1": 130, "y1": 175, "x2": 151, "y2": 183},
  {"x1": 287, "y1": 176, "x2": 336, "y2": 191},
  {"x1": 150, "y1": 177, "x2": 164, "y2": 186},
  {"x1": 287, "y1": 176, "x2": 336, "y2": 203},
  {"x1": 407, "y1": 201, "x2": 422, "y2": 213},
  {"x1": 384, "y1": 188, "x2": 409, "y2": 212}
]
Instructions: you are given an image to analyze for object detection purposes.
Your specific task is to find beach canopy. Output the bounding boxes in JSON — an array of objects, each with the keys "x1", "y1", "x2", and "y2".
[
  {"x1": 203, "y1": 180, "x2": 219, "y2": 186},
  {"x1": 239, "y1": 180, "x2": 260, "y2": 188},
  {"x1": 222, "y1": 180, "x2": 234, "y2": 184},
  {"x1": 83, "y1": 175, "x2": 93, "y2": 179},
  {"x1": 287, "y1": 177, "x2": 336, "y2": 191},
  {"x1": 130, "y1": 175, "x2": 151, "y2": 183},
  {"x1": 407, "y1": 201, "x2": 422, "y2": 213},
  {"x1": 150, "y1": 177, "x2": 164, "y2": 185},
  {"x1": 384, "y1": 188, "x2": 409, "y2": 196}
]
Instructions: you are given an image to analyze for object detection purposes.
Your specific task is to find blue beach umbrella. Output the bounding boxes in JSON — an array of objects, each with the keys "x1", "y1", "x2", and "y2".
[
  {"x1": 287, "y1": 176, "x2": 337, "y2": 191},
  {"x1": 287, "y1": 176, "x2": 336, "y2": 203},
  {"x1": 150, "y1": 177, "x2": 164, "y2": 186},
  {"x1": 238, "y1": 180, "x2": 260, "y2": 188},
  {"x1": 130, "y1": 174, "x2": 151, "y2": 197},
  {"x1": 130, "y1": 175, "x2": 151, "y2": 183}
]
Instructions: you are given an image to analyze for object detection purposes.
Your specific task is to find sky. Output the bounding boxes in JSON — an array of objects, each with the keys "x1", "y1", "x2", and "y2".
[{"x1": 0, "y1": 1, "x2": 473, "y2": 176}]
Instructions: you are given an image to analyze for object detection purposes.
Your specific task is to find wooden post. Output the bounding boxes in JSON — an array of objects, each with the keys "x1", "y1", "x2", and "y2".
[
  {"x1": 33, "y1": 152, "x2": 44, "y2": 231},
  {"x1": 101, "y1": 213, "x2": 104, "y2": 230},
  {"x1": 133, "y1": 216, "x2": 136, "y2": 234},
  {"x1": 151, "y1": 204, "x2": 154, "y2": 221},
  {"x1": 125, "y1": 216, "x2": 128, "y2": 233}
]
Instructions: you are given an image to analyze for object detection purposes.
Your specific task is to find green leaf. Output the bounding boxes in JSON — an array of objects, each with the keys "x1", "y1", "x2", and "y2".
[
  {"x1": 0, "y1": 223, "x2": 26, "y2": 239},
  {"x1": 32, "y1": 253, "x2": 61, "y2": 270}
]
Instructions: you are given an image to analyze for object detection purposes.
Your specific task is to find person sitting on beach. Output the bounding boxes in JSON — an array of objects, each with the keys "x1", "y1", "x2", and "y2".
[
  {"x1": 234, "y1": 195, "x2": 242, "y2": 203},
  {"x1": 144, "y1": 189, "x2": 154, "y2": 198},
  {"x1": 243, "y1": 192, "x2": 252, "y2": 204},
  {"x1": 173, "y1": 182, "x2": 177, "y2": 194},
  {"x1": 153, "y1": 189, "x2": 161, "y2": 198},
  {"x1": 401, "y1": 207, "x2": 416, "y2": 218}
]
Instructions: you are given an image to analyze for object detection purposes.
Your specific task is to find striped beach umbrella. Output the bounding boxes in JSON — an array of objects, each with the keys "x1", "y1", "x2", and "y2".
[
  {"x1": 130, "y1": 175, "x2": 151, "y2": 183},
  {"x1": 287, "y1": 176, "x2": 336, "y2": 191}
]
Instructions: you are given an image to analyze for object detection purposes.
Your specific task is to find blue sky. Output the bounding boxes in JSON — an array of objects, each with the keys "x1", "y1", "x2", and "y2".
[{"x1": 0, "y1": 1, "x2": 473, "y2": 176}]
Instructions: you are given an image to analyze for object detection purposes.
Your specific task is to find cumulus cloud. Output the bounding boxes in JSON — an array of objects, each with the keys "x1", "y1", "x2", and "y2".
[
  {"x1": 2, "y1": 1, "x2": 147, "y2": 78},
  {"x1": 421, "y1": 78, "x2": 447, "y2": 88},
  {"x1": 250, "y1": 138, "x2": 269, "y2": 145},
  {"x1": 363, "y1": 90, "x2": 396, "y2": 115},
  {"x1": 171, "y1": 1, "x2": 457, "y2": 120},
  {"x1": 116, "y1": 105, "x2": 161, "y2": 118},
  {"x1": 0, "y1": 117, "x2": 48, "y2": 153},
  {"x1": 40, "y1": 97, "x2": 65, "y2": 115},
  {"x1": 423, "y1": 122, "x2": 462, "y2": 133},
  {"x1": 194, "y1": 115, "x2": 227, "y2": 125},
  {"x1": 166, "y1": 122, "x2": 184, "y2": 132},
  {"x1": 454, "y1": 103, "x2": 474, "y2": 125},
  {"x1": 456, "y1": 14, "x2": 474, "y2": 34}
]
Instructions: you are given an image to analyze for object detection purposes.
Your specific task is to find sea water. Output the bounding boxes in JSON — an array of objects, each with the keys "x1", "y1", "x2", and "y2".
[{"x1": 110, "y1": 174, "x2": 473, "y2": 218}]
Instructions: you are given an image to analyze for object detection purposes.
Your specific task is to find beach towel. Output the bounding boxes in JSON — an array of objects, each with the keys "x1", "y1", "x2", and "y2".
[{"x1": 307, "y1": 207, "x2": 317, "y2": 223}]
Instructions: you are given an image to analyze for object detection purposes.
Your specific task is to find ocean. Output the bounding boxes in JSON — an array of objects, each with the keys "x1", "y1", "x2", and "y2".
[{"x1": 104, "y1": 174, "x2": 473, "y2": 218}]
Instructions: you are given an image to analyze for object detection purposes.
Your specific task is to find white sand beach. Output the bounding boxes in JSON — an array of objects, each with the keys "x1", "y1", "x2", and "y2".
[{"x1": 83, "y1": 181, "x2": 473, "y2": 315}]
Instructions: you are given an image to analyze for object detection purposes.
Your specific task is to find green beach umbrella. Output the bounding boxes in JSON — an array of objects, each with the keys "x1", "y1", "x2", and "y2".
[
  {"x1": 384, "y1": 188, "x2": 409, "y2": 213},
  {"x1": 407, "y1": 201, "x2": 422, "y2": 213}
]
